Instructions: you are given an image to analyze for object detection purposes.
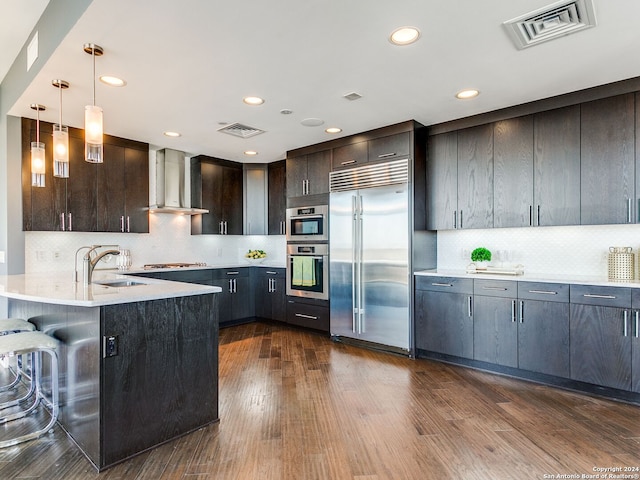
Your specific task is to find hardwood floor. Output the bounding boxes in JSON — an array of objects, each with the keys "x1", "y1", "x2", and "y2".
[{"x1": 0, "y1": 321, "x2": 638, "y2": 479}]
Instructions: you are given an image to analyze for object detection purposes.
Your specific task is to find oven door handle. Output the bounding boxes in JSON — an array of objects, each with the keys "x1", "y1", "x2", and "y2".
[{"x1": 290, "y1": 214, "x2": 324, "y2": 221}]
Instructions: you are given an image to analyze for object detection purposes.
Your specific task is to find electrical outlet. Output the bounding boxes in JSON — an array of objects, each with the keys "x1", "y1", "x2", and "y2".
[
  {"x1": 103, "y1": 335, "x2": 119, "y2": 358},
  {"x1": 53, "y1": 251, "x2": 61, "y2": 259}
]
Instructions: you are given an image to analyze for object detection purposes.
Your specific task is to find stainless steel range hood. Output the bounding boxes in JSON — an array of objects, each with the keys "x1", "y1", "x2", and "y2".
[{"x1": 148, "y1": 149, "x2": 209, "y2": 215}]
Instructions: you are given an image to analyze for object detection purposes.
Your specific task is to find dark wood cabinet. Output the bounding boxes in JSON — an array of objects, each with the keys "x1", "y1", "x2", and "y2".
[
  {"x1": 580, "y1": 93, "x2": 635, "y2": 225},
  {"x1": 22, "y1": 118, "x2": 148, "y2": 233},
  {"x1": 211, "y1": 268, "x2": 254, "y2": 325},
  {"x1": 268, "y1": 160, "x2": 286, "y2": 235},
  {"x1": 254, "y1": 268, "x2": 286, "y2": 322},
  {"x1": 426, "y1": 131, "x2": 458, "y2": 230},
  {"x1": 286, "y1": 150, "x2": 331, "y2": 198},
  {"x1": 570, "y1": 284, "x2": 632, "y2": 391},
  {"x1": 533, "y1": 105, "x2": 581, "y2": 226},
  {"x1": 473, "y1": 280, "x2": 518, "y2": 367},
  {"x1": 332, "y1": 141, "x2": 367, "y2": 169},
  {"x1": 191, "y1": 156, "x2": 243, "y2": 235},
  {"x1": 286, "y1": 297, "x2": 329, "y2": 332},
  {"x1": 414, "y1": 276, "x2": 473, "y2": 359},
  {"x1": 631, "y1": 289, "x2": 640, "y2": 393},
  {"x1": 368, "y1": 132, "x2": 411, "y2": 162},
  {"x1": 493, "y1": 115, "x2": 533, "y2": 228},
  {"x1": 456, "y1": 124, "x2": 494, "y2": 229}
]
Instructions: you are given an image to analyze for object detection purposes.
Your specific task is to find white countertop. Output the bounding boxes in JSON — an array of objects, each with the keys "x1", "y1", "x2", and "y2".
[
  {"x1": 0, "y1": 271, "x2": 221, "y2": 307},
  {"x1": 414, "y1": 268, "x2": 640, "y2": 289},
  {"x1": 127, "y1": 261, "x2": 286, "y2": 274}
]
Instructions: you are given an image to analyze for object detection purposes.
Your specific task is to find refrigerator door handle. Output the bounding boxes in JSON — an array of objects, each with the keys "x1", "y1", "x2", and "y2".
[
  {"x1": 358, "y1": 194, "x2": 365, "y2": 334},
  {"x1": 351, "y1": 195, "x2": 358, "y2": 334}
]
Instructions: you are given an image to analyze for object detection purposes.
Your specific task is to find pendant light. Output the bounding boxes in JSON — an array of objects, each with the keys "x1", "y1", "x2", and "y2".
[
  {"x1": 52, "y1": 79, "x2": 70, "y2": 177},
  {"x1": 83, "y1": 43, "x2": 104, "y2": 163},
  {"x1": 30, "y1": 104, "x2": 46, "y2": 188}
]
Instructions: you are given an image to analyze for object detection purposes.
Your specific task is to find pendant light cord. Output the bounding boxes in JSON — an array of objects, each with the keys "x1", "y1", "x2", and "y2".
[
  {"x1": 92, "y1": 47, "x2": 96, "y2": 107},
  {"x1": 58, "y1": 84, "x2": 63, "y2": 128},
  {"x1": 36, "y1": 108, "x2": 40, "y2": 143}
]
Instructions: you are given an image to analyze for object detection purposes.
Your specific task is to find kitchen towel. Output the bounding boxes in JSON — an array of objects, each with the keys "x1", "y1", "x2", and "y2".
[{"x1": 292, "y1": 257, "x2": 316, "y2": 287}]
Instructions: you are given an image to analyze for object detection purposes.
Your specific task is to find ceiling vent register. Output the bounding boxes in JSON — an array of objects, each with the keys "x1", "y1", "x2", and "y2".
[
  {"x1": 503, "y1": 0, "x2": 597, "y2": 50},
  {"x1": 217, "y1": 122, "x2": 265, "y2": 138}
]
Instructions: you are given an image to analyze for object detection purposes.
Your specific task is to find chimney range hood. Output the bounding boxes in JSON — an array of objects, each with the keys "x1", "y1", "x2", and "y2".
[{"x1": 148, "y1": 149, "x2": 209, "y2": 215}]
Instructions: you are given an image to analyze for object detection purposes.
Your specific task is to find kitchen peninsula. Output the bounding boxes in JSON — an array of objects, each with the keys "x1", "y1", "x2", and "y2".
[{"x1": 0, "y1": 271, "x2": 221, "y2": 471}]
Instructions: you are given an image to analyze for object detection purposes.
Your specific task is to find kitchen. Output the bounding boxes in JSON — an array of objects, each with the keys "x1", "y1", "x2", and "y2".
[{"x1": 2, "y1": 0, "x2": 640, "y2": 478}]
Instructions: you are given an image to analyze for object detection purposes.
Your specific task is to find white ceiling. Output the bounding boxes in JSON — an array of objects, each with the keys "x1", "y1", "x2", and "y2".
[{"x1": 6, "y1": 0, "x2": 640, "y2": 163}]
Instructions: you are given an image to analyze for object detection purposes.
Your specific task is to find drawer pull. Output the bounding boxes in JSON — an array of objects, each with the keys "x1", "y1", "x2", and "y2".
[
  {"x1": 295, "y1": 313, "x2": 318, "y2": 320},
  {"x1": 226, "y1": 271, "x2": 240, "y2": 275},
  {"x1": 528, "y1": 290, "x2": 557, "y2": 295},
  {"x1": 431, "y1": 282, "x2": 453, "y2": 287},
  {"x1": 266, "y1": 271, "x2": 278, "y2": 275},
  {"x1": 341, "y1": 160, "x2": 356, "y2": 166},
  {"x1": 482, "y1": 286, "x2": 508, "y2": 291},
  {"x1": 583, "y1": 294, "x2": 616, "y2": 299},
  {"x1": 377, "y1": 152, "x2": 397, "y2": 158}
]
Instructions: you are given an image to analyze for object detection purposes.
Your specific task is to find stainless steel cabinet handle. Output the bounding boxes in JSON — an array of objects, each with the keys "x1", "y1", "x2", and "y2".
[
  {"x1": 468, "y1": 296, "x2": 472, "y2": 318},
  {"x1": 453, "y1": 211, "x2": 457, "y2": 229},
  {"x1": 628, "y1": 198, "x2": 632, "y2": 223},
  {"x1": 537, "y1": 205, "x2": 541, "y2": 226},
  {"x1": 459, "y1": 210, "x2": 463, "y2": 229},
  {"x1": 226, "y1": 271, "x2": 239, "y2": 275},
  {"x1": 295, "y1": 313, "x2": 318, "y2": 320},
  {"x1": 60, "y1": 213, "x2": 65, "y2": 231},
  {"x1": 127, "y1": 216, "x2": 130, "y2": 233},
  {"x1": 341, "y1": 160, "x2": 356, "y2": 166},
  {"x1": 219, "y1": 221, "x2": 224, "y2": 234},
  {"x1": 377, "y1": 152, "x2": 396, "y2": 158},
  {"x1": 624, "y1": 310, "x2": 628, "y2": 337},
  {"x1": 529, "y1": 205, "x2": 533, "y2": 226},
  {"x1": 431, "y1": 282, "x2": 453, "y2": 287},
  {"x1": 512, "y1": 300, "x2": 517, "y2": 323},
  {"x1": 528, "y1": 290, "x2": 558, "y2": 295},
  {"x1": 68, "y1": 213, "x2": 72, "y2": 231},
  {"x1": 636, "y1": 311, "x2": 639, "y2": 338},
  {"x1": 224, "y1": 221, "x2": 228, "y2": 234},
  {"x1": 519, "y1": 300, "x2": 524, "y2": 323},
  {"x1": 482, "y1": 286, "x2": 508, "y2": 291},
  {"x1": 120, "y1": 216, "x2": 125, "y2": 233},
  {"x1": 266, "y1": 271, "x2": 278, "y2": 275},
  {"x1": 228, "y1": 279, "x2": 233, "y2": 293},
  {"x1": 583, "y1": 294, "x2": 616, "y2": 299}
]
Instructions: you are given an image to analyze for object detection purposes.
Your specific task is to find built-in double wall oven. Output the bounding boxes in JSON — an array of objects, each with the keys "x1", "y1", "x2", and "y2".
[{"x1": 285, "y1": 205, "x2": 329, "y2": 301}]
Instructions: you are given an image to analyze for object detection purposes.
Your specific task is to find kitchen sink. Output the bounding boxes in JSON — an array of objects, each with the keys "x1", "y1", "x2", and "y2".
[{"x1": 94, "y1": 280, "x2": 145, "y2": 287}]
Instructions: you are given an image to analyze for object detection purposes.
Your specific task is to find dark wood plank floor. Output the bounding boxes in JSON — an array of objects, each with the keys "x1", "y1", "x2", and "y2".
[{"x1": 0, "y1": 321, "x2": 638, "y2": 479}]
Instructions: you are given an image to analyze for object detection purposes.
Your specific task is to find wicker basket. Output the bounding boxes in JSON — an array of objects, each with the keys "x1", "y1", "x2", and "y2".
[{"x1": 608, "y1": 247, "x2": 634, "y2": 281}]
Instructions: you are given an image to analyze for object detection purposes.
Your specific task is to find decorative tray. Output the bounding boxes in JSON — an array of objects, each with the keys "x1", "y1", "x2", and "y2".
[{"x1": 465, "y1": 264, "x2": 525, "y2": 276}]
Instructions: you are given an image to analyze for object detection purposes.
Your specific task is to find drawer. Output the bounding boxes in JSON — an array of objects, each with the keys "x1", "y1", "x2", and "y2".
[
  {"x1": 474, "y1": 279, "x2": 517, "y2": 297},
  {"x1": 255, "y1": 267, "x2": 285, "y2": 278},
  {"x1": 632, "y1": 288, "x2": 640, "y2": 308},
  {"x1": 570, "y1": 284, "x2": 631, "y2": 308},
  {"x1": 211, "y1": 267, "x2": 250, "y2": 279},
  {"x1": 517, "y1": 282, "x2": 569, "y2": 303},
  {"x1": 286, "y1": 300, "x2": 329, "y2": 332},
  {"x1": 415, "y1": 276, "x2": 473, "y2": 294},
  {"x1": 368, "y1": 132, "x2": 411, "y2": 161},
  {"x1": 134, "y1": 269, "x2": 213, "y2": 285}
]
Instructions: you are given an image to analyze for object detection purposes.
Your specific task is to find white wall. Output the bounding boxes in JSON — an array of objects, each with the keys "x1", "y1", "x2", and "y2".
[
  {"x1": 437, "y1": 223, "x2": 640, "y2": 278},
  {"x1": 25, "y1": 214, "x2": 286, "y2": 274}
]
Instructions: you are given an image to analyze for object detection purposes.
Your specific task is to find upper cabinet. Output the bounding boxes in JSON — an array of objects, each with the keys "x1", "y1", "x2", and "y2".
[
  {"x1": 286, "y1": 150, "x2": 331, "y2": 199},
  {"x1": 268, "y1": 160, "x2": 286, "y2": 235},
  {"x1": 22, "y1": 118, "x2": 149, "y2": 233},
  {"x1": 332, "y1": 141, "x2": 367, "y2": 169},
  {"x1": 426, "y1": 132, "x2": 458, "y2": 230},
  {"x1": 191, "y1": 156, "x2": 243, "y2": 235},
  {"x1": 580, "y1": 93, "x2": 635, "y2": 225}
]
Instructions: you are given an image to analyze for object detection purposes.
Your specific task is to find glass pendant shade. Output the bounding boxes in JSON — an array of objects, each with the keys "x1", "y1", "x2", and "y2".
[
  {"x1": 84, "y1": 104, "x2": 103, "y2": 163},
  {"x1": 53, "y1": 124, "x2": 69, "y2": 177},
  {"x1": 31, "y1": 141, "x2": 46, "y2": 187}
]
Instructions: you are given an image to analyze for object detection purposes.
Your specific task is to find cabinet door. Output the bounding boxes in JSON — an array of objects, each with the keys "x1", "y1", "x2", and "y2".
[
  {"x1": 211, "y1": 276, "x2": 232, "y2": 325},
  {"x1": 332, "y1": 141, "x2": 367, "y2": 169},
  {"x1": 570, "y1": 304, "x2": 631, "y2": 390},
  {"x1": 580, "y1": 94, "x2": 635, "y2": 225},
  {"x1": 222, "y1": 165, "x2": 243, "y2": 235},
  {"x1": 493, "y1": 116, "x2": 533, "y2": 228},
  {"x1": 457, "y1": 124, "x2": 493, "y2": 229},
  {"x1": 368, "y1": 132, "x2": 410, "y2": 162},
  {"x1": 97, "y1": 143, "x2": 125, "y2": 232},
  {"x1": 198, "y1": 161, "x2": 223, "y2": 234},
  {"x1": 306, "y1": 150, "x2": 331, "y2": 195},
  {"x1": 231, "y1": 275, "x2": 253, "y2": 320},
  {"x1": 473, "y1": 295, "x2": 517, "y2": 367},
  {"x1": 124, "y1": 147, "x2": 149, "y2": 233},
  {"x1": 271, "y1": 276, "x2": 286, "y2": 322},
  {"x1": 633, "y1": 310, "x2": 640, "y2": 393},
  {"x1": 268, "y1": 160, "x2": 286, "y2": 235},
  {"x1": 286, "y1": 155, "x2": 308, "y2": 197},
  {"x1": 254, "y1": 275, "x2": 269, "y2": 319},
  {"x1": 415, "y1": 290, "x2": 473, "y2": 359},
  {"x1": 426, "y1": 132, "x2": 457, "y2": 230},
  {"x1": 534, "y1": 105, "x2": 581, "y2": 226},
  {"x1": 518, "y1": 300, "x2": 570, "y2": 377},
  {"x1": 66, "y1": 134, "x2": 98, "y2": 232}
]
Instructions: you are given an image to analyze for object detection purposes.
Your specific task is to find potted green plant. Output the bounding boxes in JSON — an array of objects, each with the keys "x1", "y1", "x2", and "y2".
[{"x1": 471, "y1": 247, "x2": 492, "y2": 269}]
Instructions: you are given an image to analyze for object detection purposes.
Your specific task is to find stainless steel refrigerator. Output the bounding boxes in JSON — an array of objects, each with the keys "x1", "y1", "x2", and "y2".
[{"x1": 329, "y1": 159, "x2": 411, "y2": 351}]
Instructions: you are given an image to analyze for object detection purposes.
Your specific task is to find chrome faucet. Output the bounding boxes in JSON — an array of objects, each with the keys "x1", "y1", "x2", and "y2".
[{"x1": 75, "y1": 245, "x2": 120, "y2": 285}]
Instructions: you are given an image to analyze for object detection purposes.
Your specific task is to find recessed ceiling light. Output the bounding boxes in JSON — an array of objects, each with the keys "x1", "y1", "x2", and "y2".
[
  {"x1": 389, "y1": 27, "x2": 421, "y2": 46},
  {"x1": 99, "y1": 75, "x2": 126, "y2": 87},
  {"x1": 163, "y1": 131, "x2": 181, "y2": 137},
  {"x1": 325, "y1": 127, "x2": 342, "y2": 134},
  {"x1": 243, "y1": 96, "x2": 264, "y2": 105},
  {"x1": 455, "y1": 89, "x2": 480, "y2": 99},
  {"x1": 244, "y1": 150, "x2": 258, "y2": 156}
]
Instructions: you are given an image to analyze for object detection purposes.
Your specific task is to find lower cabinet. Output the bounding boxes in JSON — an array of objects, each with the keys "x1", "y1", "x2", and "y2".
[
  {"x1": 254, "y1": 268, "x2": 286, "y2": 322},
  {"x1": 414, "y1": 276, "x2": 473, "y2": 359},
  {"x1": 286, "y1": 297, "x2": 329, "y2": 332},
  {"x1": 632, "y1": 289, "x2": 640, "y2": 394},
  {"x1": 212, "y1": 268, "x2": 254, "y2": 326}
]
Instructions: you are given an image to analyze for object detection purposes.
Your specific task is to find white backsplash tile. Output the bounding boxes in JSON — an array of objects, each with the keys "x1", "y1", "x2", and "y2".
[
  {"x1": 25, "y1": 213, "x2": 286, "y2": 274},
  {"x1": 437, "y1": 224, "x2": 640, "y2": 277}
]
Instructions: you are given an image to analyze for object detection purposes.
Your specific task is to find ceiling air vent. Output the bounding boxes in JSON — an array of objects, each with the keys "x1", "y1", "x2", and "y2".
[
  {"x1": 217, "y1": 122, "x2": 265, "y2": 138},
  {"x1": 503, "y1": 0, "x2": 597, "y2": 50}
]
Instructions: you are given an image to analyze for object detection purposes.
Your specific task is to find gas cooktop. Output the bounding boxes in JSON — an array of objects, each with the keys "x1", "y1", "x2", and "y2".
[{"x1": 142, "y1": 262, "x2": 207, "y2": 269}]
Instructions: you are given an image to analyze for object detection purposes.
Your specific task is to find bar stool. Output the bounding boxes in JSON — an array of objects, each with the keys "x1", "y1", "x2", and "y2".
[
  {"x1": 0, "y1": 319, "x2": 36, "y2": 393},
  {"x1": 0, "y1": 331, "x2": 59, "y2": 448}
]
